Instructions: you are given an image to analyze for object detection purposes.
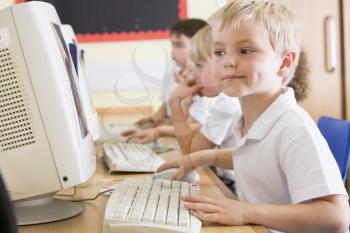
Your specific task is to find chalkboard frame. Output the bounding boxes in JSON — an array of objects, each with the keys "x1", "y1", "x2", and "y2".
[{"x1": 15, "y1": 0, "x2": 188, "y2": 43}]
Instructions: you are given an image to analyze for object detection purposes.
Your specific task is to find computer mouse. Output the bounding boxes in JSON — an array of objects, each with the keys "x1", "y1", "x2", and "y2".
[{"x1": 152, "y1": 168, "x2": 200, "y2": 183}]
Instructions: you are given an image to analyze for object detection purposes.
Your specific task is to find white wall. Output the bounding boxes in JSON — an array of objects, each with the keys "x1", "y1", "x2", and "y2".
[
  {"x1": 0, "y1": 0, "x2": 12, "y2": 9},
  {"x1": 1, "y1": 0, "x2": 227, "y2": 108},
  {"x1": 79, "y1": 0, "x2": 227, "y2": 108},
  {"x1": 81, "y1": 0, "x2": 225, "y2": 92}
]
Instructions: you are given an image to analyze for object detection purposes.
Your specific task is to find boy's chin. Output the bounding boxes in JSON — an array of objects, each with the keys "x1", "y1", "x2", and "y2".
[
  {"x1": 174, "y1": 61, "x2": 186, "y2": 69},
  {"x1": 197, "y1": 88, "x2": 220, "y2": 98},
  {"x1": 221, "y1": 88, "x2": 240, "y2": 98}
]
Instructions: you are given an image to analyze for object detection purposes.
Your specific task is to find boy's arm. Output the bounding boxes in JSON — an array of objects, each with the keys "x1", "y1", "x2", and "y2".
[
  {"x1": 250, "y1": 195, "x2": 350, "y2": 233},
  {"x1": 187, "y1": 148, "x2": 234, "y2": 170},
  {"x1": 156, "y1": 148, "x2": 234, "y2": 181},
  {"x1": 189, "y1": 133, "x2": 216, "y2": 153},
  {"x1": 183, "y1": 194, "x2": 349, "y2": 233},
  {"x1": 155, "y1": 124, "x2": 201, "y2": 138},
  {"x1": 135, "y1": 103, "x2": 166, "y2": 126},
  {"x1": 151, "y1": 103, "x2": 166, "y2": 125},
  {"x1": 170, "y1": 96, "x2": 203, "y2": 154}
]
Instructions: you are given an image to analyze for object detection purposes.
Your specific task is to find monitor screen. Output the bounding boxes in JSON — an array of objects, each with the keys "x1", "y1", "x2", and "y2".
[
  {"x1": 77, "y1": 49, "x2": 95, "y2": 109},
  {"x1": 51, "y1": 23, "x2": 89, "y2": 138}
]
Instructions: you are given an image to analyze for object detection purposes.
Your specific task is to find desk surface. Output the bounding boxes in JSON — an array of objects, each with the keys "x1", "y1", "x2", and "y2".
[{"x1": 19, "y1": 114, "x2": 269, "y2": 233}]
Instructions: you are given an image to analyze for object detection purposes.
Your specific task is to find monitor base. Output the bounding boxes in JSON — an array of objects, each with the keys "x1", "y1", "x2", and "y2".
[{"x1": 13, "y1": 194, "x2": 82, "y2": 225}]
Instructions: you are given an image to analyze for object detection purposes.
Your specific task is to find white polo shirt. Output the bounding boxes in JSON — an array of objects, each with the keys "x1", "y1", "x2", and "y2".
[
  {"x1": 200, "y1": 93, "x2": 241, "y2": 147},
  {"x1": 232, "y1": 88, "x2": 348, "y2": 233},
  {"x1": 189, "y1": 95, "x2": 215, "y2": 124},
  {"x1": 160, "y1": 69, "x2": 178, "y2": 117},
  {"x1": 200, "y1": 93, "x2": 241, "y2": 181}
]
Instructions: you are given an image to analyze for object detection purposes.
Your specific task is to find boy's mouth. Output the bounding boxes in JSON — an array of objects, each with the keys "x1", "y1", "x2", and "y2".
[{"x1": 222, "y1": 74, "x2": 245, "y2": 80}]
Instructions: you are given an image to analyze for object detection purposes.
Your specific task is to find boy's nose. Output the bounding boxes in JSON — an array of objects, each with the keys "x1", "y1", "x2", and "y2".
[{"x1": 223, "y1": 56, "x2": 238, "y2": 69}]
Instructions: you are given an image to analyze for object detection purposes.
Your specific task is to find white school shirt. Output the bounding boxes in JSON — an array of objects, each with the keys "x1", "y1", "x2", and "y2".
[
  {"x1": 232, "y1": 88, "x2": 348, "y2": 233},
  {"x1": 200, "y1": 93, "x2": 241, "y2": 147},
  {"x1": 160, "y1": 69, "x2": 178, "y2": 118},
  {"x1": 188, "y1": 95, "x2": 214, "y2": 124},
  {"x1": 200, "y1": 93, "x2": 241, "y2": 180}
]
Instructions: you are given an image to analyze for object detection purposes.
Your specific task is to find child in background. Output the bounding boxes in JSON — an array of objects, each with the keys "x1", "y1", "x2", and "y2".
[
  {"x1": 157, "y1": 1, "x2": 349, "y2": 232},
  {"x1": 123, "y1": 19, "x2": 218, "y2": 144},
  {"x1": 170, "y1": 25, "x2": 241, "y2": 156},
  {"x1": 133, "y1": 19, "x2": 207, "y2": 128},
  {"x1": 169, "y1": 25, "x2": 241, "y2": 189}
]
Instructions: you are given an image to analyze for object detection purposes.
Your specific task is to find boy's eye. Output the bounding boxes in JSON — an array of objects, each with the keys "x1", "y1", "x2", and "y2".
[
  {"x1": 240, "y1": 48, "x2": 255, "y2": 55},
  {"x1": 213, "y1": 50, "x2": 225, "y2": 57},
  {"x1": 195, "y1": 63, "x2": 202, "y2": 68},
  {"x1": 172, "y1": 42, "x2": 185, "y2": 48}
]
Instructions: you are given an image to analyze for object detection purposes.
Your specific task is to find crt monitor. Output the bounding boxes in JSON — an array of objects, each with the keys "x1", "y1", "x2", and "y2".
[
  {"x1": 0, "y1": 2, "x2": 96, "y2": 225},
  {"x1": 60, "y1": 24, "x2": 101, "y2": 141}
]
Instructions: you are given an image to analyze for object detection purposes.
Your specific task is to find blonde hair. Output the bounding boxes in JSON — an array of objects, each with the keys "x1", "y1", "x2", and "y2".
[
  {"x1": 209, "y1": 0, "x2": 301, "y2": 85},
  {"x1": 189, "y1": 25, "x2": 213, "y2": 65}
]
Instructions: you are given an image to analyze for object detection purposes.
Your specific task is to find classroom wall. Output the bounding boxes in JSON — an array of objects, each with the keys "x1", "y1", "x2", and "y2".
[
  {"x1": 0, "y1": 0, "x2": 12, "y2": 9},
  {"x1": 83, "y1": 0, "x2": 225, "y2": 109},
  {"x1": 0, "y1": 0, "x2": 226, "y2": 110}
]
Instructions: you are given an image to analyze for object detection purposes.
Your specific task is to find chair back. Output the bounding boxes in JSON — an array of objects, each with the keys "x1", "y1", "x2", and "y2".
[{"x1": 317, "y1": 116, "x2": 350, "y2": 182}]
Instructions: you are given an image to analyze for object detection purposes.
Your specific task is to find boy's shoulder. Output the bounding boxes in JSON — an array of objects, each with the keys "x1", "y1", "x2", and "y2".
[{"x1": 274, "y1": 105, "x2": 320, "y2": 139}]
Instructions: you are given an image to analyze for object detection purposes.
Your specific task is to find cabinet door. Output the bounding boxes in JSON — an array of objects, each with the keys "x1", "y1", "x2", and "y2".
[
  {"x1": 342, "y1": 0, "x2": 350, "y2": 120},
  {"x1": 280, "y1": 0, "x2": 343, "y2": 121}
]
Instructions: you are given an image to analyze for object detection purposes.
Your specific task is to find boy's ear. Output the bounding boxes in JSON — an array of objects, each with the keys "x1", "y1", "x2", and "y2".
[{"x1": 277, "y1": 51, "x2": 296, "y2": 77}]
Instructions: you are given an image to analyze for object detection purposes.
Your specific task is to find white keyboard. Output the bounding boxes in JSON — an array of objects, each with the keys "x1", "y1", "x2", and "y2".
[
  {"x1": 103, "y1": 178, "x2": 202, "y2": 233},
  {"x1": 98, "y1": 124, "x2": 138, "y2": 143},
  {"x1": 103, "y1": 142, "x2": 165, "y2": 172}
]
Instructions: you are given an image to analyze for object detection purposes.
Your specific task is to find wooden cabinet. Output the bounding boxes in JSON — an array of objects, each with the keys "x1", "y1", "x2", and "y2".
[
  {"x1": 280, "y1": 0, "x2": 344, "y2": 121},
  {"x1": 342, "y1": 0, "x2": 350, "y2": 119}
]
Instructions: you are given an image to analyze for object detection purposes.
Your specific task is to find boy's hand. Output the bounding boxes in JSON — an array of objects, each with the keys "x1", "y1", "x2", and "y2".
[
  {"x1": 156, "y1": 155, "x2": 197, "y2": 180},
  {"x1": 174, "y1": 67, "x2": 193, "y2": 83},
  {"x1": 122, "y1": 128, "x2": 161, "y2": 144},
  {"x1": 171, "y1": 78, "x2": 202, "y2": 101},
  {"x1": 134, "y1": 117, "x2": 155, "y2": 127},
  {"x1": 121, "y1": 129, "x2": 137, "y2": 137},
  {"x1": 181, "y1": 195, "x2": 253, "y2": 226}
]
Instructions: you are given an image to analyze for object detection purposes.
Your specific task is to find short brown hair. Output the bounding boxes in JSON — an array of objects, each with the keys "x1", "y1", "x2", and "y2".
[{"x1": 170, "y1": 18, "x2": 207, "y2": 38}]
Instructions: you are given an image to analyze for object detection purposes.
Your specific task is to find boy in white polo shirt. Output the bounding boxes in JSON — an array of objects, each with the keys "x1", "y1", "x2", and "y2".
[
  {"x1": 170, "y1": 25, "x2": 241, "y2": 155},
  {"x1": 169, "y1": 25, "x2": 241, "y2": 186},
  {"x1": 122, "y1": 19, "x2": 213, "y2": 143},
  {"x1": 157, "y1": 0, "x2": 350, "y2": 232},
  {"x1": 172, "y1": 24, "x2": 310, "y2": 188},
  {"x1": 131, "y1": 18, "x2": 208, "y2": 128}
]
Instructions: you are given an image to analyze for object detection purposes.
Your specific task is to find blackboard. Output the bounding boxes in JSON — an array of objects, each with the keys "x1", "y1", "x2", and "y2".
[{"x1": 16, "y1": 0, "x2": 187, "y2": 42}]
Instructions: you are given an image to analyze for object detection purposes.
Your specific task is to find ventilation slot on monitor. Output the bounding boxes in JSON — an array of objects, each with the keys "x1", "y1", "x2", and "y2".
[{"x1": 0, "y1": 48, "x2": 35, "y2": 152}]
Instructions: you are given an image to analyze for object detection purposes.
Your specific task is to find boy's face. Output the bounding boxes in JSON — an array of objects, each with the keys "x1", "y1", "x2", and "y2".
[
  {"x1": 212, "y1": 20, "x2": 284, "y2": 98},
  {"x1": 191, "y1": 60, "x2": 221, "y2": 97},
  {"x1": 171, "y1": 34, "x2": 191, "y2": 69}
]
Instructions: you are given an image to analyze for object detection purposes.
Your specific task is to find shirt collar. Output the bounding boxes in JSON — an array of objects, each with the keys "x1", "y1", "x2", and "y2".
[{"x1": 234, "y1": 88, "x2": 297, "y2": 144}]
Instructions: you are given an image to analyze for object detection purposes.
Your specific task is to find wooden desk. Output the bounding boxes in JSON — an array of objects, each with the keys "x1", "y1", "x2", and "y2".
[{"x1": 19, "y1": 114, "x2": 269, "y2": 233}]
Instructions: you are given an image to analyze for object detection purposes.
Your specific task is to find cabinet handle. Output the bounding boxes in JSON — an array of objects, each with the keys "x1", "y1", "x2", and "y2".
[{"x1": 325, "y1": 16, "x2": 337, "y2": 73}]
